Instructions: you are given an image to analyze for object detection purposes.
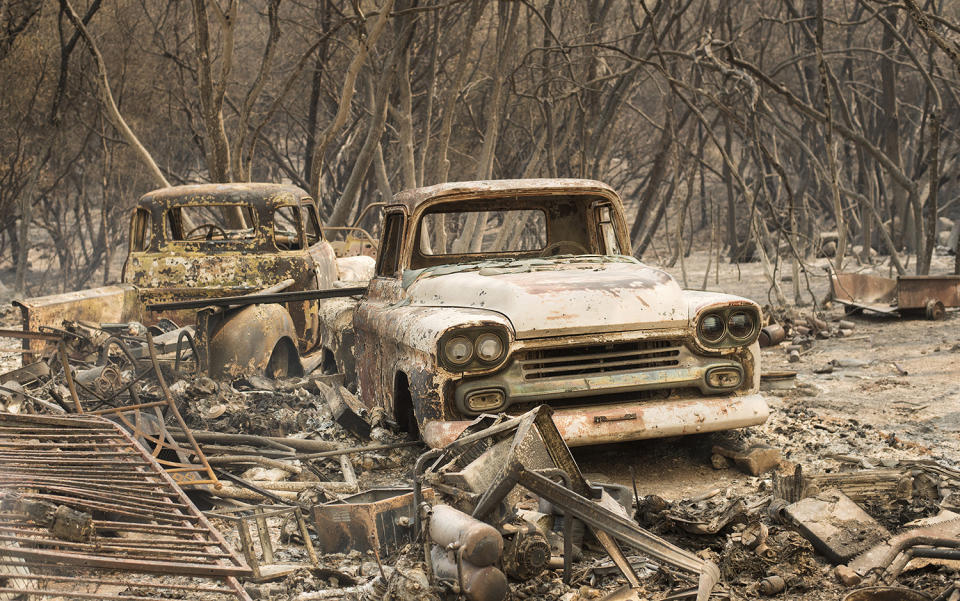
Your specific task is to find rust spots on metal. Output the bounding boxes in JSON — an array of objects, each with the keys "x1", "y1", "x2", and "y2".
[{"x1": 353, "y1": 179, "x2": 769, "y2": 448}]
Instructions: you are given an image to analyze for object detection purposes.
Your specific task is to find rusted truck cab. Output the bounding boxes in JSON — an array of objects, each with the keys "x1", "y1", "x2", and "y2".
[
  {"x1": 123, "y1": 184, "x2": 340, "y2": 354},
  {"x1": 352, "y1": 179, "x2": 769, "y2": 448},
  {"x1": 18, "y1": 183, "x2": 370, "y2": 377}
]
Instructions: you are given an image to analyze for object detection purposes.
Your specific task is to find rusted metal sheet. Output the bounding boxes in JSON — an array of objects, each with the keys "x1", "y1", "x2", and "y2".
[
  {"x1": 0, "y1": 412, "x2": 251, "y2": 600},
  {"x1": 312, "y1": 487, "x2": 434, "y2": 555},
  {"x1": 896, "y1": 275, "x2": 960, "y2": 309},
  {"x1": 13, "y1": 285, "x2": 140, "y2": 359},
  {"x1": 831, "y1": 272, "x2": 960, "y2": 318},
  {"x1": 785, "y1": 489, "x2": 890, "y2": 563},
  {"x1": 830, "y1": 272, "x2": 898, "y2": 307}
]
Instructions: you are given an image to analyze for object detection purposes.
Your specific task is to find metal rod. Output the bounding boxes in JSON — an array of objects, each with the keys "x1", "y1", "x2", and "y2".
[
  {"x1": 0, "y1": 572, "x2": 233, "y2": 593},
  {"x1": 145, "y1": 330, "x2": 219, "y2": 488},
  {"x1": 58, "y1": 341, "x2": 83, "y2": 413},
  {"x1": 296, "y1": 507, "x2": 319, "y2": 568},
  {"x1": 0, "y1": 328, "x2": 62, "y2": 341},
  {"x1": 146, "y1": 286, "x2": 367, "y2": 311}
]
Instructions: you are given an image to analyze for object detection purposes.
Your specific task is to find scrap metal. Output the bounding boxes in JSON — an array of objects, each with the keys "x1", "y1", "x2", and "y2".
[
  {"x1": 208, "y1": 504, "x2": 318, "y2": 582},
  {"x1": 312, "y1": 487, "x2": 434, "y2": 556},
  {"x1": 783, "y1": 489, "x2": 890, "y2": 564},
  {"x1": 0, "y1": 326, "x2": 220, "y2": 487},
  {"x1": 145, "y1": 286, "x2": 368, "y2": 312},
  {"x1": 415, "y1": 405, "x2": 721, "y2": 601},
  {"x1": 0, "y1": 412, "x2": 251, "y2": 600},
  {"x1": 830, "y1": 271, "x2": 960, "y2": 319},
  {"x1": 845, "y1": 518, "x2": 960, "y2": 585}
]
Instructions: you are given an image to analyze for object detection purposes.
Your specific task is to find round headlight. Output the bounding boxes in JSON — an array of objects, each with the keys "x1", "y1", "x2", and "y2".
[
  {"x1": 475, "y1": 333, "x2": 504, "y2": 363},
  {"x1": 698, "y1": 313, "x2": 725, "y2": 343},
  {"x1": 727, "y1": 311, "x2": 755, "y2": 339},
  {"x1": 444, "y1": 336, "x2": 473, "y2": 365}
]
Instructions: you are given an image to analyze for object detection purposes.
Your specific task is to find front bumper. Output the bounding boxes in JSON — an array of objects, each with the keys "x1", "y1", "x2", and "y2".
[{"x1": 420, "y1": 392, "x2": 770, "y2": 448}]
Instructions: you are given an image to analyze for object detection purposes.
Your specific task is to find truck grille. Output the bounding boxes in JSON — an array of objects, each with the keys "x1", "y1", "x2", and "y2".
[{"x1": 518, "y1": 339, "x2": 681, "y2": 380}]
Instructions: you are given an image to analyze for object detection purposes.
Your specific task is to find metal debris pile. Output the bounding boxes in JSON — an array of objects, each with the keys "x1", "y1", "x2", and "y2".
[
  {"x1": 758, "y1": 309, "x2": 861, "y2": 364},
  {"x1": 1, "y1": 318, "x2": 959, "y2": 601}
]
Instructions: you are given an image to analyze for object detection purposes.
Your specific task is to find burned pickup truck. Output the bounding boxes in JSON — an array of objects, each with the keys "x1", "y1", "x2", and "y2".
[
  {"x1": 351, "y1": 179, "x2": 769, "y2": 447},
  {"x1": 16, "y1": 183, "x2": 373, "y2": 377}
]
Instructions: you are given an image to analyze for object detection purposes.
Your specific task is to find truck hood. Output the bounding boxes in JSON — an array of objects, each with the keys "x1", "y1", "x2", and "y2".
[{"x1": 402, "y1": 257, "x2": 688, "y2": 338}]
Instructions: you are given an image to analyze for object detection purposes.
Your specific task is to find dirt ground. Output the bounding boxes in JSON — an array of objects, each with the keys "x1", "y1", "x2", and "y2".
[
  {"x1": 578, "y1": 251, "x2": 960, "y2": 491},
  {"x1": 568, "y1": 251, "x2": 960, "y2": 599},
  {"x1": 1, "y1": 250, "x2": 958, "y2": 600}
]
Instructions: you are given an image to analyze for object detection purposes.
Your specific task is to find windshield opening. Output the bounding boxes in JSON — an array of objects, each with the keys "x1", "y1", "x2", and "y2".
[
  {"x1": 419, "y1": 209, "x2": 547, "y2": 256},
  {"x1": 165, "y1": 204, "x2": 257, "y2": 243}
]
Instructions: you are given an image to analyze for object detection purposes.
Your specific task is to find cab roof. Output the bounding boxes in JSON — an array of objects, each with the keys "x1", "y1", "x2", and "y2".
[
  {"x1": 138, "y1": 183, "x2": 312, "y2": 211},
  {"x1": 391, "y1": 178, "x2": 620, "y2": 213}
]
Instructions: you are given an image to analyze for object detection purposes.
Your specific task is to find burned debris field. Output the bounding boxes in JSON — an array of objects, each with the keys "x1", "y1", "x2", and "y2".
[
  {"x1": 3, "y1": 1, "x2": 960, "y2": 600},
  {"x1": 0, "y1": 243, "x2": 958, "y2": 601}
]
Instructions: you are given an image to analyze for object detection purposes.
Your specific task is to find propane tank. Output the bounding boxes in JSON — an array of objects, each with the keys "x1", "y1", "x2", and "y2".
[
  {"x1": 431, "y1": 545, "x2": 508, "y2": 601},
  {"x1": 428, "y1": 505, "x2": 503, "y2": 567}
]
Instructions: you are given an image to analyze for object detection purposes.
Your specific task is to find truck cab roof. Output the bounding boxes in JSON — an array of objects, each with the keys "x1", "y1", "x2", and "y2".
[
  {"x1": 138, "y1": 183, "x2": 314, "y2": 211},
  {"x1": 390, "y1": 178, "x2": 620, "y2": 213}
]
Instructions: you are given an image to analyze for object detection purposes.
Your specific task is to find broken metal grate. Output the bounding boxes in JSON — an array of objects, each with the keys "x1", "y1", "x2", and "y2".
[
  {"x1": 0, "y1": 413, "x2": 251, "y2": 601},
  {"x1": 0, "y1": 327, "x2": 220, "y2": 488}
]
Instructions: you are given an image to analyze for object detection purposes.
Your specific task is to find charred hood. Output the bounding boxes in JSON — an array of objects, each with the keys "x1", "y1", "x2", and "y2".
[{"x1": 402, "y1": 258, "x2": 688, "y2": 338}]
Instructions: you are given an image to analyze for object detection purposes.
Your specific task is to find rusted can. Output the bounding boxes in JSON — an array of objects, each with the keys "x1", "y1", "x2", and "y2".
[
  {"x1": 429, "y1": 505, "x2": 503, "y2": 567},
  {"x1": 431, "y1": 545, "x2": 508, "y2": 601},
  {"x1": 759, "y1": 575, "x2": 785, "y2": 595},
  {"x1": 758, "y1": 324, "x2": 785, "y2": 347}
]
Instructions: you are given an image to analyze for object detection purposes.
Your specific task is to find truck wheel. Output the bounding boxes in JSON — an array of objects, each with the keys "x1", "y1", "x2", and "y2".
[{"x1": 266, "y1": 339, "x2": 301, "y2": 378}]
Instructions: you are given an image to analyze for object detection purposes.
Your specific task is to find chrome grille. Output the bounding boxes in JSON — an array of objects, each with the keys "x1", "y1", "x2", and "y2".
[{"x1": 518, "y1": 339, "x2": 681, "y2": 380}]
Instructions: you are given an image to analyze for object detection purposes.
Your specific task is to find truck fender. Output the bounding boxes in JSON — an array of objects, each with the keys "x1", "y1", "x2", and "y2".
[{"x1": 207, "y1": 303, "x2": 303, "y2": 379}]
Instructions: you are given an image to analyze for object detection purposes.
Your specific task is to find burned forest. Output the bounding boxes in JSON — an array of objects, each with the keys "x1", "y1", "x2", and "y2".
[{"x1": 1, "y1": 1, "x2": 960, "y2": 601}]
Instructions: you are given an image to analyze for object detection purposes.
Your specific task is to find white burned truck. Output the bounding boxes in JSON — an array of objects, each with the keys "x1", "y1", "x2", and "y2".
[{"x1": 343, "y1": 179, "x2": 769, "y2": 447}]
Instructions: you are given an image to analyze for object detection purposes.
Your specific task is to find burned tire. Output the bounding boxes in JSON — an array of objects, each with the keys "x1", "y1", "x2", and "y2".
[{"x1": 925, "y1": 299, "x2": 945, "y2": 321}]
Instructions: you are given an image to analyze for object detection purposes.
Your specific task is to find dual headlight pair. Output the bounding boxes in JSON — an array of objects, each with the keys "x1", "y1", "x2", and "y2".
[
  {"x1": 440, "y1": 328, "x2": 508, "y2": 371},
  {"x1": 696, "y1": 307, "x2": 759, "y2": 348}
]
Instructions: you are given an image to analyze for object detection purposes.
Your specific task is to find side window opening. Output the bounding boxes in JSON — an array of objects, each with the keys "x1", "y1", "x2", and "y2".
[
  {"x1": 375, "y1": 213, "x2": 405, "y2": 277},
  {"x1": 303, "y1": 203, "x2": 322, "y2": 246},
  {"x1": 131, "y1": 208, "x2": 152, "y2": 252},
  {"x1": 274, "y1": 204, "x2": 304, "y2": 250},
  {"x1": 597, "y1": 205, "x2": 620, "y2": 255}
]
